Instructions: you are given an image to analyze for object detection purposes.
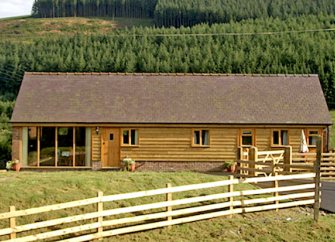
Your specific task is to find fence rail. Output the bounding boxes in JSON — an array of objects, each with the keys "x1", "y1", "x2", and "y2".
[{"x1": 0, "y1": 173, "x2": 317, "y2": 242}]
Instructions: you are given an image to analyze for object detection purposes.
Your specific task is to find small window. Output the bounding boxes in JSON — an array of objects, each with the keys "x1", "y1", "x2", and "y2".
[
  {"x1": 272, "y1": 130, "x2": 289, "y2": 146},
  {"x1": 122, "y1": 129, "x2": 139, "y2": 146},
  {"x1": 192, "y1": 130, "x2": 210, "y2": 147},
  {"x1": 308, "y1": 130, "x2": 320, "y2": 146},
  {"x1": 110, "y1": 134, "x2": 114, "y2": 141},
  {"x1": 241, "y1": 130, "x2": 253, "y2": 146}
]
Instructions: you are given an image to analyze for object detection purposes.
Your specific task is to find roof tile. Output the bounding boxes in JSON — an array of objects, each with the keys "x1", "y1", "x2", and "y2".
[{"x1": 11, "y1": 73, "x2": 332, "y2": 125}]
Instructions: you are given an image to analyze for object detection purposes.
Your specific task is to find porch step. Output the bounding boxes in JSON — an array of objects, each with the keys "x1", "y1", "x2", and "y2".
[{"x1": 101, "y1": 167, "x2": 121, "y2": 171}]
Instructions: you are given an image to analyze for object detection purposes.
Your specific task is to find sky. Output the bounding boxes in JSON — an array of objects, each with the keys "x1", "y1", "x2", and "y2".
[{"x1": 0, "y1": 0, "x2": 35, "y2": 18}]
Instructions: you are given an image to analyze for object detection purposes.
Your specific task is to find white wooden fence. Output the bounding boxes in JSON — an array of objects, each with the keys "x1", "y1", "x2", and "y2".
[{"x1": 0, "y1": 173, "x2": 318, "y2": 242}]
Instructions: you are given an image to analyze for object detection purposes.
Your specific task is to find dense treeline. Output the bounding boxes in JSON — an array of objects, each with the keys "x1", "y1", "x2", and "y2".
[
  {"x1": 0, "y1": 97, "x2": 15, "y2": 161},
  {"x1": 154, "y1": 0, "x2": 335, "y2": 27},
  {"x1": 32, "y1": 0, "x2": 335, "y2": 27},
  {"x1": 1, "y1": 15, "x2": 335, "y2": 108},
  {"x1": 32, "y1": 0, "x2": 158, "y2": 18}
]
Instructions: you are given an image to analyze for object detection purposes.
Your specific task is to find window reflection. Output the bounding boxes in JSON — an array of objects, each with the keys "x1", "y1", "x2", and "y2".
[
  {"x1": 40, "y1": 127, "x2": 55, "y2": 166},
  {"x1": 58, "y1": 127, "x2": 73, "y2": 167},
  {"x1": 75, "y1": 127, "x2": 86, "y2": 167}
]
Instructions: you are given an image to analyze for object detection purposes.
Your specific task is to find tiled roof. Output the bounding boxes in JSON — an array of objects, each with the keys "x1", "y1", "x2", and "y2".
[{"x1": 11, "y1": 73, "x2": 332, "y2": 125}]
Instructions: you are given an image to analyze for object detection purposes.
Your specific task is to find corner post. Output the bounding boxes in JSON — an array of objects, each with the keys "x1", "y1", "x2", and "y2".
[
  {"x1": 10, "y1": 206, "x2": 16, "y2": 239},
  {"x1": 284, "y1": 146, "x2": 292, "y2": 173},
  {"x1": 314, "y1": 136, "x2": 322, "y2": 222},
  {"x1": 166, "y1": 183, "x2": 172, "y2": 229}
]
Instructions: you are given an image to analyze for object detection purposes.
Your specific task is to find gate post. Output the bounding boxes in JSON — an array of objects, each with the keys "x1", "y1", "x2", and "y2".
[
  {"x1": 284, "y1": 146, "x2": 292, "y2": 173},
  {"x1": 249, "y1": 147, "x2": 258, "y2": 176},
  {"x1": 237, "y1": 147, "x2": 243, "y2": 177}
]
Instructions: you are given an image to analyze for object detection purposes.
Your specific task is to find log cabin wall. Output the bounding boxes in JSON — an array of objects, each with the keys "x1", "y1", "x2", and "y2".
[
  {"x1": 92, "y1": 128, "x2": 101, "y2": 161},
  {"x1": 121, "y1": 128, "x2": 238, "y2": 162},
  {"x1": 91, "y1": 126, "x2": 326, "y2": 163}
]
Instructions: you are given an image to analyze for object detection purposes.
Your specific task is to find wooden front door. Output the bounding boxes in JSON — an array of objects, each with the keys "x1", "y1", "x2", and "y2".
[{"x1": 102, "y1": 128, "x2": 120, "y2": 167}]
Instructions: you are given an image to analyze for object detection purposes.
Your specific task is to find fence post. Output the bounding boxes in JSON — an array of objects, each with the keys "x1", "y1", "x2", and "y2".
[
  {"x1": 314, "y1": 136, "x2": 322, "y2": 222},
  {"x1": 271, "y1": 159, "x2": 275, "y2": 176},
  {"x1": 9, "y1": 206, "x2": 16, "y2": 240},
  {"x1": 249, "y1": 147, "x2": 258, "y2": 176},
  {"x1": 228, "y1": 175, "x2": 234, "y2": 218},
  {"x1": 97, "y1": 191, "x2": 103, "y2": 240},
  {"x1": 284, "y1": 146, "x2": 292, "y2": 173},
  {"x1": 237, "y1": 147, "x2": 243, "y2": 178},
  {"x1": 166, "y1": 183, "x2": 172, "y2": 229},
  {"x1": 274, "y1": 172, "x2": 279, "y2": 212}
]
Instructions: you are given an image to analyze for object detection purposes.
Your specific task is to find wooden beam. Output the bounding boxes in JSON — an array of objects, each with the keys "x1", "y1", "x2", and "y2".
[
  {"x1": 37, "y1": 127, "x2": 40, "y2": 167},
  {"x1": 73, "y1": 127, "x2": 75, "y2": 167},
  {"x1": 9, "y1": 206, "x2": 16, "y2": 240},
  {"x1": 314, "y1": 136, "x2": 322, "y2": 221},
  {"x1": 55, "y1": 128, "x2": 58, "y2": 167},
  {"x1": 97, "y1": 191, "x2": 103, "y2": 240},
  {"x1": 228, "y1": 175, "x2": 234, "y2": 217},
  {"x1": 166, "y1": 183, "x2": 172, "y2": 228}
]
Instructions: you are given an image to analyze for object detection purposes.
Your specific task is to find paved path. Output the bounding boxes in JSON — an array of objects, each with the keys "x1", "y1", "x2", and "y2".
[{"x1": 205, "y1": 172, "x2": 335, "y2": 213}]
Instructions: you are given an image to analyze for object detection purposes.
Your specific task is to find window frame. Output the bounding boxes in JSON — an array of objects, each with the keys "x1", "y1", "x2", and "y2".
[
  {"x1": 271, "y1": 129, "x2": 290, "y2": 147},
  {"x1": 21, "y1": 126, "x2": 92, "y2": 168},
  {"x1": 240, "y1": 129, "x2": 254, "y2": 147},
  {"x1": 121, "y1": 128, "x2": 140, "y2": 147},
  {"x1": 191, "y1": 129, "x2": 211, "y2": 147},
  {"x1": 307, "y1": 129, "x2": 320, "y2": 147}
]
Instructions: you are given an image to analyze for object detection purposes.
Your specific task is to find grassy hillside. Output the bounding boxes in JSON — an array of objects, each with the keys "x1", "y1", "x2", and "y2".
[
  {"x1": 0, "y1": 171, "x2": 334, "y2": 241},
  {"x1": 0, "y1": 17, "x2": 154, "y2": 41}
]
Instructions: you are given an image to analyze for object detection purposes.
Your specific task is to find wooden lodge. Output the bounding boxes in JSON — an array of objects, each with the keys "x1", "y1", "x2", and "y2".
[{"x1": 10, "y1": 72, "x2": 332, "y2": 171}]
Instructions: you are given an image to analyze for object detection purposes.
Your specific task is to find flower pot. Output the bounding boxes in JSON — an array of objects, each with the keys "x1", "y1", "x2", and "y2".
[
  {"x1": 227, "y1": 164, "x2": 236, "y2": 173},
  {"x1": 13, "y1": 163, "x2": 21, "y2": 172},
  {"x1": 130, "y1": 163, "x2": 136, "y2": 172}
]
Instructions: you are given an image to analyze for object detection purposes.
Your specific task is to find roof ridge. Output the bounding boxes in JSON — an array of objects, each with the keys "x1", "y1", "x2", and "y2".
[{"x1": 24, "y1": 72, "x2": 319, "y2": 77}]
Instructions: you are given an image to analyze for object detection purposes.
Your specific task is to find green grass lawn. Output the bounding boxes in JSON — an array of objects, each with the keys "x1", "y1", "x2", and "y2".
[{"x1": 0, "y1": 171, "x2": 334, "y2": 241}]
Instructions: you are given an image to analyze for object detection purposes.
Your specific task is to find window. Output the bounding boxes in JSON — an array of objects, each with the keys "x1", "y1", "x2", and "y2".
[
  {"x1": 307, "y1": 130, "x2": 320, "y2": 146},
  {"x1": 40, "y1": 127, "x2": 56, "y2": 166},
  {"x1": 122, "y1": 129, "x2": 139, "y2": 146},
  {"x1": 21, "y1": 127, "x2": 91, "y2": 167},
  {"x1": 21, "y1": 127, "x2": 38, "y2": 167},
  {"x1": 241, "y1": 130, "x2": 253, "y2": 146},
  {"x1": 58, "y1": 127, "x2": 73, "y2": 167},
  {"x1": 192, "y1": 130, "x2": 210, "y2": 147},
  {"x1": 272, "y1": 130, "x2": 289, "y2": 146}
]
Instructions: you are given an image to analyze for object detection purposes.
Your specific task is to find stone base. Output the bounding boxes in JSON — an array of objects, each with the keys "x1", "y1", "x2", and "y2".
[
  {"x1": 135, "y1": 161, "x2": 225, "y2": 172},
  {"x1": 92, "y1": 160, "x2": 102, "y2": 171}
]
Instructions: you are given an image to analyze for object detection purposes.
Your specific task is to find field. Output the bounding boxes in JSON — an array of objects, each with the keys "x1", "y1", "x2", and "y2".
[
  {"x1": 0, "y1": 171, "x2": 334, "y2": 241},
  {"x1": 0, "y1": 17, "x2": 154, "y2": 41}
]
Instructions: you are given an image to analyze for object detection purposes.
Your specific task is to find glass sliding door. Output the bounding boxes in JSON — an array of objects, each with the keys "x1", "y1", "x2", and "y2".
[
  {"x1": 21, "y1": 127, "x2": 38, "y2": 166},
  {"x1": 40, "y1": 127, "x2": 55, "y2": 166},
  {"x1": 58, "y1": 127, "x2": 74, "y2": 167},
  {"x1": 22, "y1": 126, "x2": 92, "y2": 168},
  {"x1": 75, "y1": 127, "x2": 86, "y2": 167}
]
